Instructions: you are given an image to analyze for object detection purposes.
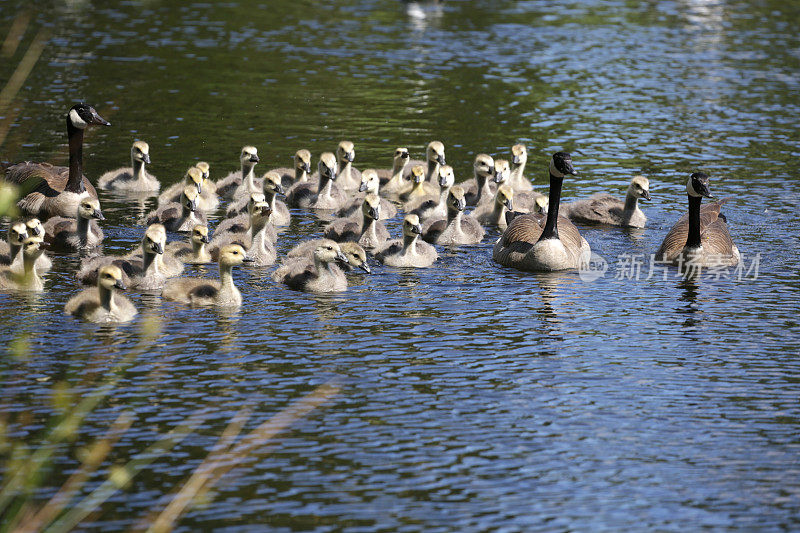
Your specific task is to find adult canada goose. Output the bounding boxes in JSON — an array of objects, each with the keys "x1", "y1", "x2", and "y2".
[
  {"x1": 493, "y1": 152, "x2": 591, "y2": 271},
  {"x1": 286, "y1": 152, "x2": 347, "y2": 210},
  {"x1": 43, "y1": 197, "x2": 105, "y2": 250},
  {"x1": 422, "y1": 186, "x2": 485, "y2": 245},
  {"x1": 655, "y1": 172, "x2": 740, "y2": 267},
  {"x1": 226, "y1": 171, "x2": 290, "y2": 226},
  {"x1": 0, "y1": 237, "x2": 45, "y2": 291},
  {"x1": 286, "y1": 240, "x2": 371, "y2": 274},
  {"x1": 210, "y1": 202, "x2": 276, "y2": 266},
  {"x1": 562, "y1": 175, "x2": 651, "y2": 228},
  {"x1": 408, "y1": 165, "x2": 455, "y2": 222},
  {"x1": 145, "y1": 186, "x2": 206, "y2": 232},
  {"x1": 472, "y1": 185, "x2": 514, "y2": 229},
  {"x1": 159, "y1": 166, "x2": 219, "y2": 211},
  {"x1": 2, "y1": 103, "x2": 110, "y2": 218},
  {"x1": 509, "y1": 144, "x2": 533, "y2": 192},
  {"x1": 64, "y1": 265, "x2": 137, "y2": 323},
  {"x1": 376, "y1": 147, "x2": 410, "y2": 194},
  {"x1": 337, "y1": 169, "x2": 397, "y2": 219},
  {"x1": 271, "y1": 149, "x2": 312, "y2": 190},
  {"x1": 333, "y1": 140, "x2": 362, "y2": 191},
  {"x1": 78, "y1": 224, "x2": 181, "y2": 290},
  {"x1": 165, "y1": 224, "x2": 212, "y2": 264},
  {"x1": 214, "y1": 192, "x2": 277, "y2": 242},
  {"x1": 462, "y1": 154, "x2": 496, "y2": 206},
  {"x1": 271, "y1": 240, "x2": 349, "y2": 293},
  {"x1": 162, "y1": 244, "x2": 252, "y2": 307},
  {"x1": 400, "y1": 165, "x2": 439, "y2": 206},
  {"x1": 97, "y1": 141, "x2": 158, "y2": 192},
  {"x1": 376, "y1": 214, "x2": 437, "y2": 268},
  {"x1": 214, "y1": 146, "x2": 260, "y2": 198},
  {"x1": 323, "y1": 194, "x2": 390, "y2": 251},
  {"x1": 406, "y1": 141, "x2": 446, "y2": 184}
]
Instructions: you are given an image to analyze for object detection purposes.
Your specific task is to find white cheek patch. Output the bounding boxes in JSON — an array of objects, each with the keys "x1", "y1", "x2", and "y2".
[
  {"x1": 549, "y1": 158, "x2": 564, "y2": 178},
  {"x1": 69, "y1": 109, "x2": 88, "y2": 129},
  {"x1": 686, "y1": 177, "x2": 699, "y2": 197}
]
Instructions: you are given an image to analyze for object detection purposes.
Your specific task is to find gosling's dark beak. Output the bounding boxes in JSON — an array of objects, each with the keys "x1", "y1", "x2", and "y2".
[
  {"x1": 30, "y1": 226, "x2": 42, "y2": 236},
  {"x1": 438, "y1": 174, "x2": 449, "y2": 187},
  {"x1": 190, "y1": 198, "x2": 198, "y2": 211},
  {"x1": 260, "y1": 205, "x2": 272, "y2": 217},
  {"x1": 368, "y1": 206, "x2": 380, "y2": 220},
  {"x1": 115, "y1": 279, "x2": 127, "y2": 290},
  {"x1": 564, "y1": 160, "x2": 578, "y2": 176},
  {"x1": 345, "y1": 151, "x2": 355, "y2": 162},
  {"x1": 336, "y1": 251, "x2": 349, "y2": 264},
  {"x1": 201, "y1": 234, "x2": 210, "y2": 243},
  {"x1": 89, "y1": 107, "x2": 111, "y2": 126},
  {"x1": 456, "y1": 198, "x2": 466, "y2": 211},
  {"x1": 492, "y1": 172, "x2": 503, "y2": 184},
  {"x1": 641, "y1": 190, "x2": 651, "y2": 201},
  {"x1": 300, "y1": 162, "x2": 311, "y2": 173},
  {"x1": 249, "y1": 154, "x2": 260, "y2": 163},
  {"x1": 412, "y1": 224, "x2": 423, "y2": 235},
  {"x1": 358, "y1": 181, "x2": 368, "y2": 192},
  {"x1": 152, "y1": 242, "x2": 164, "y2": 254},
  {"x1": 142, "y1": 153, "x2": 151, "y2": 164},
  {"x1": 274, "y1": 183, "x2": 285, "y2": 196},
  {"x1": 401, "y1": 152, "x2": 409, "y2": 159},
  {"x1": 196, "y1": 181, "x2": 203, "y2": 194},
  {"x1": 512, "y1": 155, "x2": 521, "y2": 165},
  {"x1": 437, "y1": 154, "x2": 446, "y2": 166},
  {"x1": 93, "y1": 209, "x2": 105, "y2": 220},
  {"x1": 504, "y1": 198, "x2": 513, "y2": 210},
  {"x1": 242, "y1": 255, "x2": 255, "y2": 263},
  {"x1": 359, "y1": 261, "x2": 371, "y2": 274}
]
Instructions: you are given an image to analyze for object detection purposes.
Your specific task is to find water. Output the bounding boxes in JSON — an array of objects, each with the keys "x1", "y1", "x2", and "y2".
[{"x1": 2, "y1": 0, "x2": 800, "y2": 530}]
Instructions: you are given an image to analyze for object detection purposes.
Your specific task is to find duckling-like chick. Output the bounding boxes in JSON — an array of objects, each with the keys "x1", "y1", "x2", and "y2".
[
  {"x1": 562, "y1": 175, "x2": 651, "y2": 228},
  {"x1": 210, "y1": 202, "x2": 276, "y2": 266},
  {"x1": 64, "y1": 265, "x2": 137, "y2": 323},
  {"x1": 0, "y1": 222, "x2": 29, "y2": 267},
  {"x1": 333, "y1": 141, "x2": 362, "y2": 191},
  {"x1": 406, "y1": 141, "x2": 446, "y2": 184},
  {"x1": 286, "y1": 240, "x2": 371, "y2": 274},
  {"x1": 422, "y1": 186, "x2": 485, "y2": 245},
  {"x1": 472, "y1": 185, "x2": 514, "y2": 229},
  {"x1": 78, "y1": 224, "x2": 181, "y2": 290},
  {"x1": 159, "y1": 166, "x2": 219, "y2": 211},
  {"x1": 43, "y1": 197, "x2": 104, "y2": 250},
  {"x1": 400, "y1": 165, "x2": 439, "y2": 206},
  {"x1": 226, "y1": 171, "x2": 290, "y2": 226},
  {"x1": 324, "y1": 194, "x2": 390, "y2": 251},
  {"x1": 509, "y1": 144, "x2": 532, "y2": 191},
  {"x1": 462, "y1": 154, "x2": 496, "y2": 206},
  {"x1": 24, "y1": 218, "x2": 52, "y2": 273},
  {"x1": 214, "y1": 146, "x2": 260, "y2": 199},
  {"x1": 272, "y1": 240, "x2": 349, "y2": 293},
  {"x1": 337, "y1": 169, "x2": 398, "y2": 219},
  {"x1": 146, "y1": 186, "x2": 207, "y2": 232},
  {"x1": 97, "y1": 141, "x2": 158, "y2": 192},
  {"x1": 376, "y1": 214, "x2": 437, "y2": 268},
  {"x1": 286, "y1": 152, "x2": 348, "y2": 210},
  {"x1": 163, "y1": 244, "x2": 252, "y2": 307},
  {"x1": 376, "y1": 147, "x2": 411, "y2": 196},
  {"x1": 165, "y1": 224, "x2": 212, "y2": 264},
  {"x1": 492, "y1": 158, "x2": 547, "y2": 213},
  {"x1": 271, "y1": 149, "x2": 312, "y2": 190},
  {"x1": 408, "y1": 165, "x2": 455, "y2": 222},
  {"x1": 215, "y1": 192, "x2": 276, "y2": 242},
  {"x1": 0, "y1": 237, "x2": 45, "y2": 291}
]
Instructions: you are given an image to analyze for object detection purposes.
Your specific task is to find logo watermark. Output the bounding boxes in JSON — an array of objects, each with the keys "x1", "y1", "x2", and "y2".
[{"x1": 578, "y1": 253, "x2": 761, "y2": 282}]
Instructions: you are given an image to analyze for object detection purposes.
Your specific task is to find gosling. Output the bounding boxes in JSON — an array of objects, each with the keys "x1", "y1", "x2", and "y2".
[
  {"x1": 462, "y1": 154, "x2": 496, "y2": 206},
  {"x1": 97, "y1": 140, "x2": 159, "y2": 192},
  {"x1": 210, "y1": 202, "x2": 276, "y2": 266},
  {"x1": 145, "y1": 186, "x2": 206, "y2": 232},
  {"x1": 323, "y1": 194, "x2": 390, "y2": 252},
  {"x1": 64, "y1": 265, "x2": 137, "y2": 323},
  {"x1": 271, "y1": 240, "x2": 350, "y2": 293},
  {"x1": 165, "y1": 224, "x2": 212, "y2": 264},
  {"x1": 400, "y1": 165, "x2": 439, "y2": 206},
  {"x1": 162, "y1": 244, "x2": 252, "y2": 307},
  {"x1": 0, "y1": 237, "x2": 45, "y2": 291},
  {"x1": 472, "y1": 185, "x2": 515, "y2": 229},
  {"x1": 562, "y1": 175, "x2": 651, "y2": 228},
  {"x1": 408, "y1": 165, "x2": 455, "y2": 222},
  {"x1": 271, "y1": 149, "x2": 312, "y2": 190},
  {"x1": 286, "y1": 241, "x2": 371, "y2": 274},
  {"x1": 226, "y1": 171, "x2": 290, "y2": 226},
  {"x1": 43, "y1": 197, "x2": 105, "y2": 250},
  {"x1": 376, "y1": 147, "x2": 410, "y2": 196},
  {"x1": 286, "y1": 152, "x2": 348, "y2": 211},
  {"x1": 337, "y1": 169, "x2": 397, "y2": 220},
  {"x1": 376, "y1": 214, "x2": 437, "y2": 268},
  {"x1": 422, "y1": 186, "x2": 485, "y2": 245},
  {"x1": 214, "y1": 146, "x2": 260, "y2": 198},
  {"x1": 158, "y1": 166, "x2": 219, "y2": 211}
]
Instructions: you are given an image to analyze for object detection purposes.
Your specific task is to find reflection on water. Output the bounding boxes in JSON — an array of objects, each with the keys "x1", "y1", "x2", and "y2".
[{"x1": 2, "y1": 0, "x2": 800, "y2": 530}]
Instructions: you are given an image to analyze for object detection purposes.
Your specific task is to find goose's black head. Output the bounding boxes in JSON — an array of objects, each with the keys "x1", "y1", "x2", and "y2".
[
  {"x1": 550, "y1": 152, "x2": 577, "y2": 178},
  {"x1": 68, "y1": 103, "x2": 110, "y2": 129},
  {"x1": 687, "y1": 172, "x2": 713, "y2": 199}
]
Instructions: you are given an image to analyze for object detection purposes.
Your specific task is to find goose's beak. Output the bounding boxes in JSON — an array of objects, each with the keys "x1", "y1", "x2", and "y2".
[
  {"x1": 93, "y1": 209, "x2": 105, "y2": 220},
  {"x1": 201, "y1": 235, "x2": 210, "y2": 243},
  {"x1": 512, "y1": 155, "x2": 521, "y2": 165},
  {"x1": 142, "y1": 153, "x2": 151, "y2": 164},
  {"x1": 115, "y1": 279, "x2": 127, "y2": 290},
  {"x1": 249, "y1": 154, "x2": 260, "y2": 163},
  {"x1": 152, "y1": 242, "x2": 164, "y2": 254},
  {"x1": 504, "y1": 198, "x2": 513, "y2": 210},
  {"x1": 90, "y1": 108, "x2": 111, "y2": 126},
  {"x1": 358, "y1": 181, "x2": 368, "y2": 192},
  {"x1": 335, "y1": 251, "x2": 349, "y2": 265},
  {"x1": 359, "y1": 261, "x2": 371, "y2": 274},
  {"x1": 437, "y1": 154, "x2": 446, "y2": 166},
  {"x1": 641, "y1": 190, "x2": 651, "y2": 201}
]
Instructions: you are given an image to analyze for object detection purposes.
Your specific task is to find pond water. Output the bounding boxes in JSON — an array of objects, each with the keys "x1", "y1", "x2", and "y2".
[{"x1": 1, "y1": 0, "x2": 799, "y2": 530}]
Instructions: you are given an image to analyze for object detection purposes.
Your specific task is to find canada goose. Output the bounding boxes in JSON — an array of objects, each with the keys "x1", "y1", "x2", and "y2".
[
  {"x1": 210, "y1": 201, "x2": 276, "y2": 266},
  {"x1": 165, "y1": 224, "x2": 212, "y2": 264},
  {"x1": 400, "y1": 165, "x2": 439, "y2": 205},
  {"x1": 286, "y1": 152, "x2": 347, "y2": 210},
  {"x1": 376, "y1": 147, "x2": 411, "y2": 195},
  {"x1": 159, "y1": 166, "x2": 219, "y2": 211},
  {"x1": 24, "y1": 218, "x2": 52, "y2": 273},
  {"x1": 97, "y1": 141, "x2": 158, "y2": 192},
  {"x1": 334, "y1": 141, "x2": 362, "y2": 191},
  {"x1": 406, "y1": 141, "x2": 446, "y2": 184},
  {"x1": 226, "y1": 171, "x2": 290, "y2": 226},
  {"x1": 493, "y1": 152, "x2": 591, "y2": 271},
  {"x1": 408, "y1": 165, "x2": 455, "y2": 222},
  {"x1": 214, "y1": 192, "x2": 277, "y2": 242},
  {"x1": 78, "y1": 224, "x2": 180, "y2": 290},
  {"x1": 562, "y1": 176, "x2": 651, "y2": 228},
  {"x1": 0, "y1": 222, "x2": 29, "y2": 267},
  {"x1": 472, "y1": 185, "x2": 514, "y2": 229},
  {"x1": 422, "y1": 186, "x2": 485, "y2": 245},
  {"x1": 64, "y1": 265, "x2": 137, "y2": 323},
  {"x1": 271, "y1": 149, "x2": 312, "y2": 190},
  {"x1": 0, "y1": 237, "x2": 45, "y2": 291},
  {"x1": 491, "y1": 159, "x2": 547, "y2": 214},
  {"x1": 337, "y1": 169, "x2": 398, "y2": 219},
  {"x1": 376, "y1": 214, "x2": 437, "y2": 268},
  {"x1": 145, "y1": 186, "x2": 207, "y2": 232},
  {"x1": 509, "y1": 144, "x2": 533, "y2": 192},
  {"x1": 271, "y1": 240, "x2": 349, "y2": 293},
  {"x1": 655, "y1": 172, "x2": 740, "y2": 267},
  {"x1": 2, "y1": 103, "x2": 110, "y2": 218},
  {"x1": 324, "y1": 194, "x2": 390, "y2": 251},
  {"x1": 214, "y1": 146, "x2": 260, "y2": 198},
  {"x1": 286, "y1": 240, "x2": 371, "y2": 274},
  {"x1": 162, "y1": 244, "x2": 252, "y2": 307},
  {"x1": 462, "y1": 154, "x2": 496, "y2": 206},
  {"x1": 43, "y1": 197, "x2": 104, "y2": 250}
]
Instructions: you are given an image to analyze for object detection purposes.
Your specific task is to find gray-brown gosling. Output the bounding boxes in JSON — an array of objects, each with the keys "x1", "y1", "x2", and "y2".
[
  {"x1": 272, "y1": 149, "x2": 312, "y2": 190},
  {"x1": 286, "y1": 152, "x2": 348, "y2": 210},
  {"x1": 408, "y1": 165, "x2": 455, "y2": 222},
  {"x1": 562, "y1": 175, "x2": 650, "y2": 228},
  {"x1": 376, "y1": 214, "x2": 437, "y2": 268},
  {"x1": 337, "y1": 169, "x2": 397, "y2": 219},
  {"x1": 334, "y1": 140, "x2": 362, "y2": 191},
  {"x1": 655, "y1": 172, "x2": 740, "y2": 267},
  {"x1": 0, "y1": 221, "x2": 29, "y2": 267},
  {"x1": 25, "y1": 218, "x2": 52, "y2": 273},
  {"x1": 165, "y1": 224, "x2": 212, "y2": 265},
  {"x1": 64, "y1": 265, "x2": 137, "y2": 323},
  {"x1": 215, "y1": 192, "x2": 276, "y2": 242},
  {"x1": 0, "y1": 237, "x2": 45, "y2": 291},
  {"x1": 2, "y1": 103, "x2": 109, "y2": 218},
  {"x1": 214, "y1": 146, "x2": 260, "y2": 198},
  {"x1": 492, "y1": 159, "x2": 548, "y2": 214},
  {"x1": 271, "y1": 240, "x2": 349, "y2": 293},
  {"x1": 163, "y1": 244, "x2": 252, "y2": 307},
  {"x1": 462, "y1": 154, "x2": 496, "y2": 206},
  {"x1": 493, "y1": 152, "x2": 590, "y2": 272},
  {"x1": 195, "y1": 161, "x2": 219, "y2": 195},
  {"x1": 472, "y1": 185, "x2": 514, "y2": 229},
  {"x1": 210, "y1": 202, "x2": 276, "y2": 266},
  {"x1": 400, "y1": 165, "x2": 439, "y2": 205},
  {"x1": 422, "y1": 186, "x2": 485, "y2": 245},
  {"x1": 406, "y1": 141, "x2": 446, "y2": 184},
  {"x1": 376, "y1": 147, "x2": 410, "y2": 193},
  {"x1": 324, "y1": 194, "x2": 390, "y2": 252},
  {"x1": 226, "y1": 171, "x2": 290, "y2": 226},
  {"x1": 509, "y1": 144, "x2": 533, "y2": 192},
  {"x1": 286, "y1": 240, "x2": 371, "y2": 274},
  {"x1": 159, "y1": 166, "x2": 219, "y2": 211},
  {"x1": 97, "y1": 141, "x2": 158, "y2": 192},
  {"x1": 146, "y1": 186, "x2": 207, "y2": 232},
  {"x1": 43, "y1": 197, "x2": 104, "y2": 251}
]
